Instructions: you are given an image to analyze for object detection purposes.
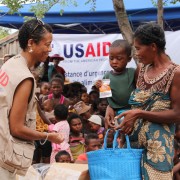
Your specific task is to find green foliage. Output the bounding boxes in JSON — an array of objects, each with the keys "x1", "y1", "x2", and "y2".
[
  {"x1": 0, "y1": 27, "x2": 10, "y2": 39},
  {"x1": 170, "y1": 0, "x2": 180, "y2": 4},
  {"x1": 1, "y1": 0, "x2": 24, "y2": 13},
  {"x1": 85, "y1": 0, "x2": 96, "y2": 11},
  {"x1": 0, "y1": 0, "x2": 96, "y2": 18},
  {"x1": 151, "y1": 0, "x2": 180, "y2": 6}
]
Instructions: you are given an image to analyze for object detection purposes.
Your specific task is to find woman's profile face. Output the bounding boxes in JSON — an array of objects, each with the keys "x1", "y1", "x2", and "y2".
[
  {"x1": 134, "y1": 38, "x2": 154, "y2": 65},
  {"x1": 32, "y1": 32, "x2": 52, "y2": 62}
]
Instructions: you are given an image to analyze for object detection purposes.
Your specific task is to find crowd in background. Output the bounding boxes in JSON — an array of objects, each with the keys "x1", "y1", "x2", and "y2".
[
  {"x1": 1, "y1": 20, "x2": 180, "y2": 179},
  {"x1": 3, "y1": 41, "x2": 180, "y2": 179}
]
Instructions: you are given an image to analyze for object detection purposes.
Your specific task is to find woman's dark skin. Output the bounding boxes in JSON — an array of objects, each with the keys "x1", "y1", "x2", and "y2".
[{"x1": 113, "y1": 39, "x2": 180, "y2": 134}]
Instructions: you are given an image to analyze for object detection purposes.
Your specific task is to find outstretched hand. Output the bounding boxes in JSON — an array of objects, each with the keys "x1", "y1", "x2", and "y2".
[
  {"x1": 48, "y1": 132, "x2": 64, "y2": 144},
  {"x1": 115, "y1": 109, "x2": 141, "y2": 135}
]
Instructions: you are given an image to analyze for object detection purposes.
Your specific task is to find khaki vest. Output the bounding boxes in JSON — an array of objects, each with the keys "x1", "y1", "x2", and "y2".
[{"x1": 0, "y1": 54, "x2": 36, "y2": 175}]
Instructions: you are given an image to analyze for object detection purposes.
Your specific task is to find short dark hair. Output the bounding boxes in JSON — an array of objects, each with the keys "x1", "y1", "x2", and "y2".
[
  {"x1": 50, "y1": 77, "x2": 64, "y2": 88},
  {"x1": 134, "y1": 23, "x2": 166, "y2": 52},
  {"x1": 89, "y1": 90, "x2": 99, "y2": 97},
  {"x1": 54, "y1": 104, "x2": 68, "y2": 120},
  {"x1": 67, "y1": 113, "x2": 81, "y2": 125},
  {"x1": 110, "y1": 39, "x2": 132, "y2": 57},
  {"x1": 18, "y1": 18, "x2": 53, "y2": 50},
  {"x1": 55, "y1": 150, "x2": 71, "y2": 162},
  {"x1": 85, "y1": 133, "x2": 99, "y2": 145},
  {"x1": 40, "y1": 81, "x2": 49, "y2": 88},
  {"x1": 54, "y1": 73, "x2": 65, "y2": 81}
]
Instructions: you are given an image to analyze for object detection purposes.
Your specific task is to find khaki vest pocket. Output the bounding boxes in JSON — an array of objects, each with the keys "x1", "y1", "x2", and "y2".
[{"x1": 3, "y1": 138, "x2": 35, "y2": 169}]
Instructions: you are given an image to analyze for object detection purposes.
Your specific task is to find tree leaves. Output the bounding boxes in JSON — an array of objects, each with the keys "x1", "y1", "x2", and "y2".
[{"x1": 0, "y1": 0, "x2": 97, "y2": 18}]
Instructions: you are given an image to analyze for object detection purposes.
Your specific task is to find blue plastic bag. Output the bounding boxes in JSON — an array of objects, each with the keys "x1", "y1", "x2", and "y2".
[{"x1": 87, "y1": 130, "x2": 144, "y2": 180}]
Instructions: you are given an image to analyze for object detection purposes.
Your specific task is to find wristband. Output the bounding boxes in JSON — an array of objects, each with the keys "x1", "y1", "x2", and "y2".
[{"x1": 39, "y1": 132, "x2": 49, "y2": 145}]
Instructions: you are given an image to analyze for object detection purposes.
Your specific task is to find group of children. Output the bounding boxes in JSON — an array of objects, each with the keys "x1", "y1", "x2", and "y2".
[
  {"x1": 34, "y1": 76, "x2": 107, "y2": 164},
  {"x1": 32, "y1": 39, "x2": 180, "y2": 178}
]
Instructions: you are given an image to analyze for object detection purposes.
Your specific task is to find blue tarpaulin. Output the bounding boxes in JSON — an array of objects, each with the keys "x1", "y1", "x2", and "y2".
[{"x1": 0, "y1": 0, "x2": 180, "y2": 33}]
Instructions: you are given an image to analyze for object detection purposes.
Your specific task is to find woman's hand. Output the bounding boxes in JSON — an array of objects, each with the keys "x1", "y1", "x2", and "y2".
[
  {"x1": 115, "y1": 109, "x2": 141, "y2": 135},
  {"x1": 105, "y1": 105, "x2": 116, "y2": 129},
  {"x1": 48, "y1": 132, "x2": 64, "y2": 144}
]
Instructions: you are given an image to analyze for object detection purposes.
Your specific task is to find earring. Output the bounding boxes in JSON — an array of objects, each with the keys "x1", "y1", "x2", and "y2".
[{"x1": 29, "y1": 48, "x2": 33, "y2": 53}]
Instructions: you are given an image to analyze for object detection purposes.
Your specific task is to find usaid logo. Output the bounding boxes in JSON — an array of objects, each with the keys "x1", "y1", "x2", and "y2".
[{"x1": 62, "y1": 42, "x2": 111, "y2": 58}]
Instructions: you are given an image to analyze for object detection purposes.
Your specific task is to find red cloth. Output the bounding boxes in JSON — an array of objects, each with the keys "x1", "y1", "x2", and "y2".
[
  {"x1": 55, "y1": 66, "x2": 65, "y2": 77},
  {"x1": 76, "y1": 153, "x2": 87, "y2": 162},
  {"x1": 48, "y1": 94, "x2": 65, "y2": 104}
]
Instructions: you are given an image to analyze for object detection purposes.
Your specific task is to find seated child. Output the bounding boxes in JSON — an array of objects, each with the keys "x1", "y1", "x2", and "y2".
[
  {"x1": 55, "y1": 150, "x2": 71, "y2": 163},
  {"x1": 88, "y1": 115, "x2": 105, "y2": 141},
  {"x1": 68, "y1": 113, "x2": 85, "y2": 161},
  {"x1": 49, "y1": 104, "x2": 72, "y2": 163},
  {"x1": 75, "y1": 133, "x2": 102, "y2": 164}
]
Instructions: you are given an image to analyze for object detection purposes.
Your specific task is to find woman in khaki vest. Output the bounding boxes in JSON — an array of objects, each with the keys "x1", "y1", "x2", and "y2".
[{"x1": 0, "y1": 19, "x2": 63, "y2": 179}]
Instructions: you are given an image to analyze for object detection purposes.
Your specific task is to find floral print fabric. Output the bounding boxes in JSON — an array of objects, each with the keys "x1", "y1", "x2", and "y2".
[{"x1": 129, "y1": 89, "x2": 174, "y2": 180}]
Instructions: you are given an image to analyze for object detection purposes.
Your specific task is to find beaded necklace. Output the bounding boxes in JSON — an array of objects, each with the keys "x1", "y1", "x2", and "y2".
[
  {"x1": 137, "y1": 63, "x2": 179, "y2": 93},
  {"x1": 144, "y1": 64, "x2": 173, "y2": 85}
]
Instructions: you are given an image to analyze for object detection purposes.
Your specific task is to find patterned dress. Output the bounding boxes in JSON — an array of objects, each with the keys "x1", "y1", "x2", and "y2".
[{"x1": 128, "y1": 63, "x2": 179, "y2": 180}]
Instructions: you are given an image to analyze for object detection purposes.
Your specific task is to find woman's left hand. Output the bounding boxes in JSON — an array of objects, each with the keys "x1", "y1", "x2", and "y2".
[{"x1": 115, "y1": 109, "x2": 141, "y2": 135}]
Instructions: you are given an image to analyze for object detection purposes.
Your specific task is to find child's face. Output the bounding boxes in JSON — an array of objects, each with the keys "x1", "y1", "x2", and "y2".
[
  {"x1": 57, "y1": 155, "x2": 71, "y2": 163},
  {"x1": 81, "y1": 93, "x2": 89, "y2": 104},
  {"x1": 89, "y1": 92, "x2": 99, "y2": 103},
  {"x1": 98, "y1": 100, "x2": 108, "y2": 113},
  {"x1": 109, "y1": 46, "x2": 131, "y2": 72},
  {"x1": 51, "y1": 81, "x2": 63, "y2": 97},
  {"x1": 86, "y1": 139, "x2": 102, "y2": 152},
  {"x1": 40, "y1": 83, "x2": 50, "y2": 95},
  {"x1": 89, "y1": 122, "x2": 101, "y2": 132},
  {"x1": 70, "y1": 118, "x2": 82, "y2": 133}
]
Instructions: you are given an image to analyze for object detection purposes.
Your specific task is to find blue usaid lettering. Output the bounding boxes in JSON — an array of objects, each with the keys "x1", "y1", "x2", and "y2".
[{"x1": 63, "y1": 42, "x2": 111, "y2": 58}]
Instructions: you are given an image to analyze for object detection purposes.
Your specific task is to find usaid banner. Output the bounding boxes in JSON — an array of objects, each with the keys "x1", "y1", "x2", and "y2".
[{"x1": 50, "y1": 34, "x2": 136, "y2": 91}]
